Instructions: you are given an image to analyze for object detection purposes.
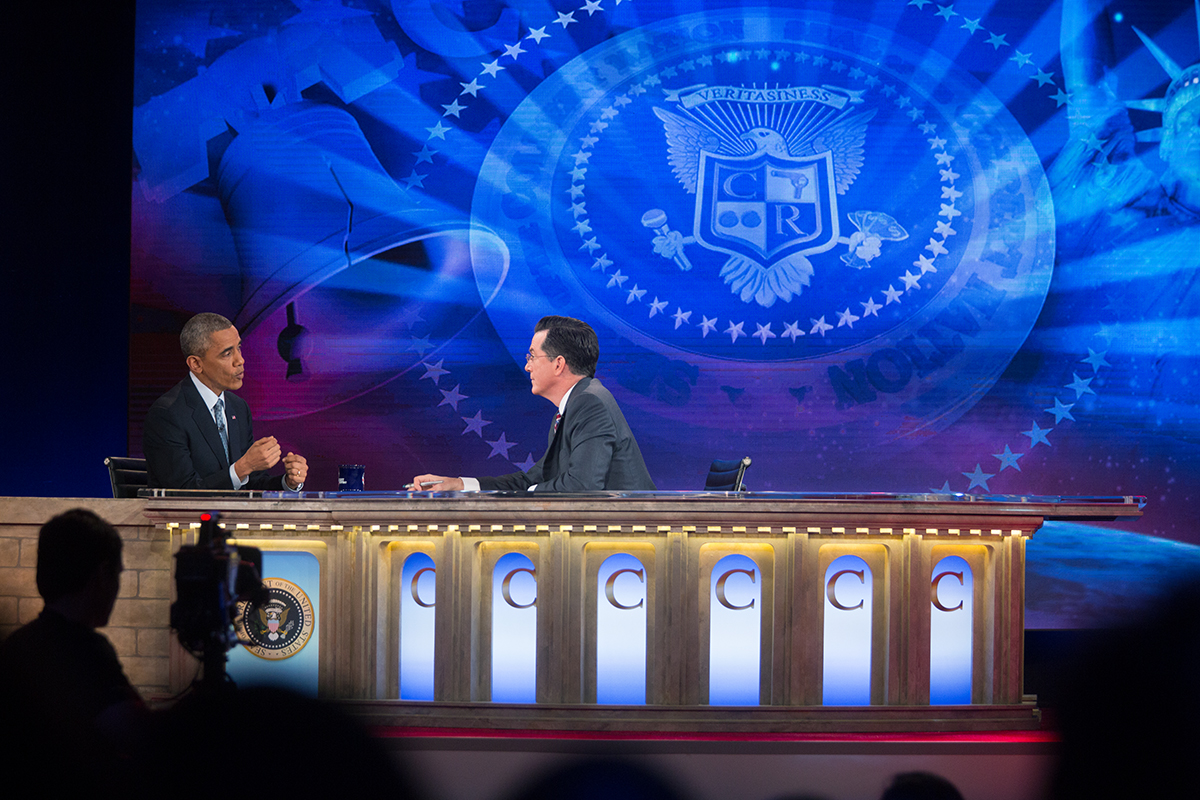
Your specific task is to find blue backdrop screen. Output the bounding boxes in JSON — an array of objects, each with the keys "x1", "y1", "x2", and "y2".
[{"x1": 131, "y1": 0, "x2": 1200, "y2": 564}]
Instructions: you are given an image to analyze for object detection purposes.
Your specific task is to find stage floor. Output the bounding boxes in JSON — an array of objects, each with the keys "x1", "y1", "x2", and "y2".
[{"x1": 380, "y1": 728, "x2": 1057, "y2": 800}]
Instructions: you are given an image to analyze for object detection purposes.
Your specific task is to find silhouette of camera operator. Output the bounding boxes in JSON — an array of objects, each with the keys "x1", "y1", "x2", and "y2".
[{"x1": 0, "y1": 509, "x2": 146, "y2": 788}]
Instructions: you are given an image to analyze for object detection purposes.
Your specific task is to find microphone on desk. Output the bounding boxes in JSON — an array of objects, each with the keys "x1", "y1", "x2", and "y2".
[{"x1": 403, "y1": 480, "x2": 444, "y2": 489}]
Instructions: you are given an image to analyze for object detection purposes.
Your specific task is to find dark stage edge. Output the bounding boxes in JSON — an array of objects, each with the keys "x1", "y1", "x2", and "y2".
[{"x1": 342, "y1": 700, "x2": 1044, "y2": 738}]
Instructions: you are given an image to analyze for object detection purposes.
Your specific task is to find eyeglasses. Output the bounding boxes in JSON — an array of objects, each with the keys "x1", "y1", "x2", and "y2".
[{"x1": 525, "y1": 352, "x2": 556, "y2": 364}]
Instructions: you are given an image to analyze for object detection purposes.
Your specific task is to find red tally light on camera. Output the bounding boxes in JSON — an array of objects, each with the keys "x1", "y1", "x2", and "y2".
[{"x1": 200, "y1": 513, "x2": 212, "y2": 522}]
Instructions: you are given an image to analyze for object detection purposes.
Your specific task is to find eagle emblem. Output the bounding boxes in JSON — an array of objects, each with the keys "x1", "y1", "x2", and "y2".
[{"x1": 650, "y1": 85, "x2": 904, "y2": 308}]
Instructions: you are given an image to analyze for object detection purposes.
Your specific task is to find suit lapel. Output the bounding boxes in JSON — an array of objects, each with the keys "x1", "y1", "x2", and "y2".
[
  {"x1": 184, "y1": 378, "x2": 230, "y2": 469},
  {"x1": 544, "y1": 377, "x2": 589, "y2": 472}
]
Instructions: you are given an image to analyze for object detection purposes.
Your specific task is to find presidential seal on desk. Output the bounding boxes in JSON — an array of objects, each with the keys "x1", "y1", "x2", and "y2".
[{"x1": 235, "y1": 577, "x2": 315, "y2": 660}]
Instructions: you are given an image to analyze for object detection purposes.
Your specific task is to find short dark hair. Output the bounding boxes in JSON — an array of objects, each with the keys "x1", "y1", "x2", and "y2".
[
  {"x1": 535, "y1": 316, "x2": 598, "y2": 378},
  {"x1": 180, "y1": 312, "x2": 234, "y2": 358},
  {"x1": 36, "y1": 509, "x2": 123, "y2": 603}
]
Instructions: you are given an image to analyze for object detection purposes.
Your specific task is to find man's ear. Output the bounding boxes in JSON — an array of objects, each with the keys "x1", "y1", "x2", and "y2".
[{"x1": 186, "y1": 354, "x2": 203, "y2": 375}]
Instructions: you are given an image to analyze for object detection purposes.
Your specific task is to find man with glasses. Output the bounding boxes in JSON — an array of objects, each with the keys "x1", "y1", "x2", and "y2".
[{"x1": 409, "y1": 316, "x2": 655, "y2": 492}]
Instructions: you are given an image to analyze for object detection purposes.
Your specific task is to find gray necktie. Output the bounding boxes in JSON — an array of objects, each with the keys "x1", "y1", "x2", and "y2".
[{"x1": 214, "y1": 397, "x2": 230, "y2": 460}]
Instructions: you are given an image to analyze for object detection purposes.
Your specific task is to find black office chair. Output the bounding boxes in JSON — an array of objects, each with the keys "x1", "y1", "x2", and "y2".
[
  {"x1": 704, "y1": 456, "x2": 751, "y2": 492},
  {"x1": 105, "y1": 456, "x2": 148, "y2": 498}
]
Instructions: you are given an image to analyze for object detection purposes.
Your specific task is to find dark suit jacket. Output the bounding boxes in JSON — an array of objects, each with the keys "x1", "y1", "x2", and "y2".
[
  {"x1": 479, "y1": 377, "x2": 656, "y2": 492},
  {"x1": 144, "y1": 377, "x2": 284, "y2": 490}
]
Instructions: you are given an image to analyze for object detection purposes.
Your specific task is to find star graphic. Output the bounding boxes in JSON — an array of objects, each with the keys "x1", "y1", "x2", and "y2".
[
  {"x1": 1045, "y1": 397, "x2": 1075, "y2": 423},
  {"x1": 961, "y1": 17, "x2": 982, "y2": 33},
  {"x1": 900, "y1": 270, "x2": 922, "y2": 291},
  {"x1": 925, "y1": 238, "x2": 949, "y2": 256},
  {"x1": 934, "y1": 220, "x2": 956, "y2": 237},
  {"x1": 486, "y1": 432, "x2": 517, "y2": 459},
  {"x1": 1051, "y1": 88, "x2": 1071, "y2": 107},
  {"x1": 986, "y1": 32, "x2": 1009, "y2": 49},
  {"x1": 398, "y1": 307, "x2": 426, "y2": 329},
  {"x1": 1033, "y1": 69, "x2": 1055, "y2": 87},
  {"x1": 592, "y1": 253, "x2": 612, "y2": 272},
  {"x1": 461, "y1": 410, "x2": 492, "y2": 436},
  {"x1": 502, "y1": 41, "x2": 526, "y2": 60},
  {"x1": 438, "y1": 384, "x2": 468, "y2": 410},
  {"x1": 402, "y1": 171, "x2": 427, "y2": 189},
  {"x1": 570, "y1": 166, "x2": 587, "y2": 181},
  {"x1": 962, "y1": 464, "x2": 994, "y2": 491},
  {"x1": 928, "y1": 136, "x2": 947, "y2": 149},
  {"x1": 421, "y1": 359, "x2": 449, "y2": 384},
  {"x1": 914, "y1": 255, "x2": 937, "y2": 274},
  {"x1": 836, "y1": 308, "x2": 860, "y2": 328},
  {"x1": 579, "y1": 134, "x2": 599, "y2": 147},
  {"x1": 782, "y1": 321, "x2": 804, "y2": 341},
  {"x1": 1082, "y1": 348, "x2": 1110, "y2": 371},
  {"x1": 919, "y1": 122, "x2": 937, "y2": 134},
  {"x1": 515, "y1": 452, "x2": 538, "y2": 472},
  {"x1": 414, "y1": 145, "x2": 437, "y2": 165},
  {"x1": 672, "y1": 308, "x2": 692, "y2": 329},
  {"x1": 699, "y1": 316, "x2": 718, "y2": 337},
  {"x1": 554, "y1": 11, "x2": 576, "y2": 27},
  {"x1": 648, "y1": 297, "x2": 668, "y2": 317},
  {"x1": 442, "y1": 99, "x2": 466, "y2": 117},
  {"x1": 579, "y1": 237, "x2": 600, "y2": 253},
  {"x1": 459, "y1": 79, "x2": 483, "y2": 96},
  {"x1": 993, "y1": 445, "x2": 1023, "y2": 472},
  {"x1": 480, "y1": 60, "x2": 504, "y2": 77},
  {"x1": 566, "y1": 185, "x2": 584, "y2": 198},
  {"x1": 1084, "y1": 132, "x2": 1106, "y2": 152},
  {"x1": 941, "y1": 185, "x2": 963, "y2": 201},
  {"x1": 934, "y1": 481, "x2": 954, "y2": 493},
  {"x1": 1065, "y1": 372, "x2": 1096, "y2": 398},
  {"x1": 572, "y1": 219, "x2": 592, "y2": 236},
  {"x1": 883, "y1": 285, "x2": 903, "y2": 304},
  {"x1": 626, "y1": 284, "x2": 646, "y2": 303},
  {"x1": 1022, "y1": 420, "x2": 1053, "y2": 448},
  {"x1": 753, "y1": 323, "x2": 777, "y2": 344},
  {"x1": 583, "y1": 0, "x2": 604, "y2": 15},
  {"x1": 810, "y1": 316, "x2": 833, "y2": 336},
  {"x1": 572, "y1": 150, "x2": 593, "y2": 165},
  {"x1": 934, "y1": 152, "x2": 956, "y2": 166},
  {"x1": 939, "y1": 202, "x2": 961, "y2": 218},
  {"x1": 571, "y1": 201, "x2": 588, "y2": 217},
  {"x1": 861, "y1": 297, "x2": 883, "y2": 317},
  {"x1": 406, "y1": 336, "x2": 433, "y2": 355},
  {"x1": 425, "y1": 121, "x2": 451, "y2": 140},
  {"x1": 1010, "y1": 50, "x2": 1033, "y2": 67},
  {"x1": 607, "y1": 270, "x2": 627, "y2": 289},
  {"x1": 725, "y1": 320, "x2": 746, "y2": 343},
  {"x1": 526, "y1": 26, "x2": 549, "y2": 43},
  {"x1": 939, "y1": 168, "x2": 960, "y2": 182},
  {"x1": 935, "y1": 5, "x2": 957, "y2": 21},
  {"x1": 908, "y1": 0, "x2": 931, "y2": 8}
]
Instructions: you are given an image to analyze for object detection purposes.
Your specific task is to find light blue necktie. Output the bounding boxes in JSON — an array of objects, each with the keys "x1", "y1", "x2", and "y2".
[{"x1": 214, "y1": 397, "x2": 230, "y2": 460}]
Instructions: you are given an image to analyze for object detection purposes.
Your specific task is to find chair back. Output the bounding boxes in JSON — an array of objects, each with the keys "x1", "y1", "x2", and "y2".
[
  {"x1": 704, "y1": 456, "x2": 751, "y2": 492},
  {"x1": 105, "y1": 456, "x2": 148, "y2": 498}
]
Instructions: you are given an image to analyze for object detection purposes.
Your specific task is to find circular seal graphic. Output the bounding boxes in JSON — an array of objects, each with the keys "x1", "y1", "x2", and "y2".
[
  {"x1": 470, "y1": 8, "x2": 1054, "y2": 451},
  {"x1": 236, "y1": 577, "x2": 315, "y2": 660}
]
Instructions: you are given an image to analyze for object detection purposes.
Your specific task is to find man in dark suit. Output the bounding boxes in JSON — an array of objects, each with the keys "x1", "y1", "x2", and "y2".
[
  {"x1": 144, "y1": 313, "x2": 308, "y2": 490},
  {"x1": 410, "y1": 316, "x2": 655, "y2": 493}
]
